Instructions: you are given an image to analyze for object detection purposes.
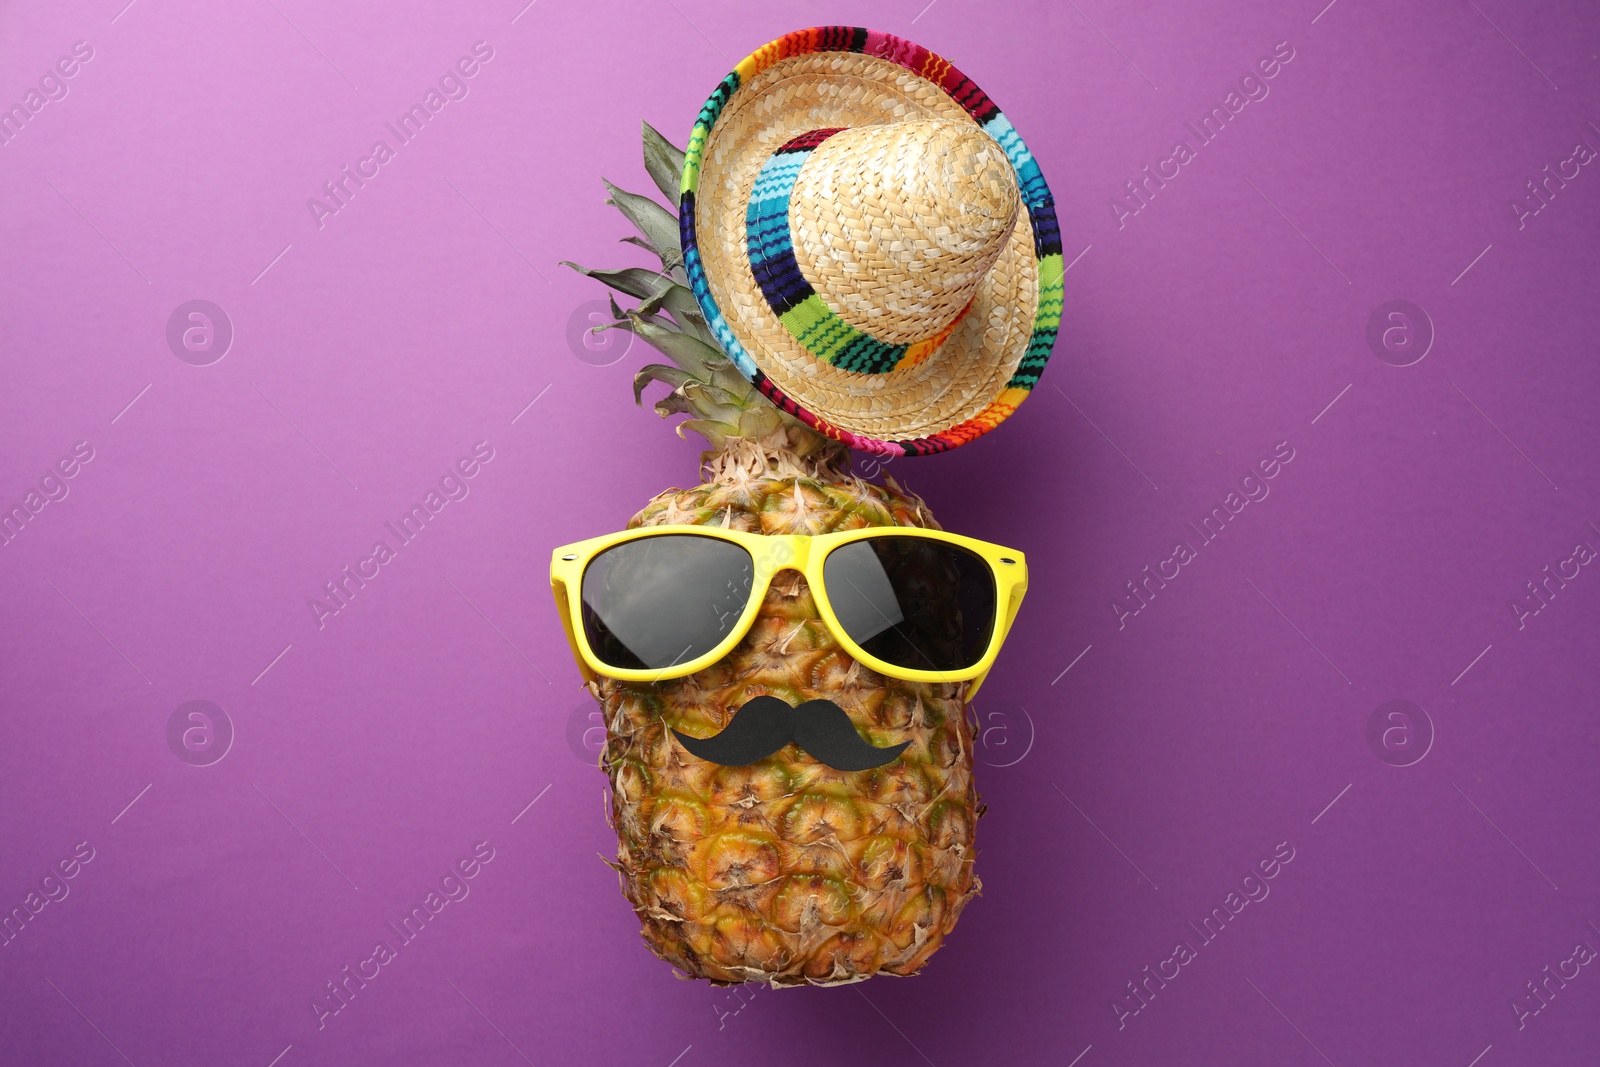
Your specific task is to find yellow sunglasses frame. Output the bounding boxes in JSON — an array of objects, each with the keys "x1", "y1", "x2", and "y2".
[{"x1": 550, "y1": 525, "x2": 1027, "y2": 700}]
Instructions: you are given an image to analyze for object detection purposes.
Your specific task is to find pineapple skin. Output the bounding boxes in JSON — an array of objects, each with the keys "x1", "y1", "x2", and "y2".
[{"x1": 593, "y1": 463, "x2": 982, "y2": 986}]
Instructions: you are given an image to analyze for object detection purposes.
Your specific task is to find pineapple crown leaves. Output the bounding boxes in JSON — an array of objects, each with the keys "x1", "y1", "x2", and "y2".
[{"x1": 561, "y1": 121, "x2": 846, "y2": 475}]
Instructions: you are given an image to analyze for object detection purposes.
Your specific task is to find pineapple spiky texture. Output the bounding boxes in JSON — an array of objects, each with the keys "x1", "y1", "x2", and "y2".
[{"x1": 563, "y1": 122, "x2": 981, "y2": 986}]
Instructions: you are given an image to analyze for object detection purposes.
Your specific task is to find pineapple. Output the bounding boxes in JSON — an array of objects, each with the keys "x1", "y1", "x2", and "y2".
[{"x1": 562, "y1": 123, "x2": 981, "y2": 986}]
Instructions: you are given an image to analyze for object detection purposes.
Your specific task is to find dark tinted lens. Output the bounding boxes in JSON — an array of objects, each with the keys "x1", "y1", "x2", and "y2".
[
  {"x1": 580, "y1": 534, "x2": 755, "y2": 671},
  {"x1": 823, "y1": 536, "x2": 997, "y2": 672}
]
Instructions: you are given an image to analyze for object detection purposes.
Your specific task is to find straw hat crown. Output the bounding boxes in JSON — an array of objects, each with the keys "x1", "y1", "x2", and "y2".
[{"x1": 787, "y1": 120, "x2": 1021, "y2": 346}]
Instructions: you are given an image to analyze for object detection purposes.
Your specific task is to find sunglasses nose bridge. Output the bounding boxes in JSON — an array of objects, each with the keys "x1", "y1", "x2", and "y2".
[{"x1": 755, "y1": 534, "x2": 812, "y2": 578}]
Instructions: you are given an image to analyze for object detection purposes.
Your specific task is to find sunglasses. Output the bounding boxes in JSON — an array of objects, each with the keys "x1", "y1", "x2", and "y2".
[{"x1": 550, "y1": 526, "x2": 1028, "y2": 698}]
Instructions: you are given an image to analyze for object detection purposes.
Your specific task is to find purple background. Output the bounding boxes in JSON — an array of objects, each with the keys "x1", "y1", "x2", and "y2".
[{"x1": 3, "y1": 0, "x2": 1598, "y2": 1064}]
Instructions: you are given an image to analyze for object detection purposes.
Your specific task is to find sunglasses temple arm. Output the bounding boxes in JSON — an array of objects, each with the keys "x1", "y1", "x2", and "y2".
[
  {"x1": 550, "y1": 575, "x2": 599, "y2": 684},
  {"x1": 998, "y1": 582, "x2": 1026, "y2": 647},
  {"x1": 966, "y1": 576, "x2": 1027, "y2": 703}
]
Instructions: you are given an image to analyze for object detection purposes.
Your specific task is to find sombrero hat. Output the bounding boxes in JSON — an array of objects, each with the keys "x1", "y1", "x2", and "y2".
[{"x1": 680, "y1": 27, "x2": 1063, "y2": 457}]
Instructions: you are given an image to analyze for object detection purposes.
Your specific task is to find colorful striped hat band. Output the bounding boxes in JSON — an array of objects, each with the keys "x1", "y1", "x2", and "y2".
[{"x1": 681, "y1": 27, "x2": 1064, "y2": 456}]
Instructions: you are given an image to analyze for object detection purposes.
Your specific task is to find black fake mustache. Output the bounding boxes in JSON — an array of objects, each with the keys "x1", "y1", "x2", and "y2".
[{"x1": 672, "y1": 696, "x2": 909, "y2": 771}]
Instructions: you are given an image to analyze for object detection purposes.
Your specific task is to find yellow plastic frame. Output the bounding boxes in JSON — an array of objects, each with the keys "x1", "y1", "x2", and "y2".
[{"x1": 550, "y1": 525, "x2": 1027, "y2": 699}]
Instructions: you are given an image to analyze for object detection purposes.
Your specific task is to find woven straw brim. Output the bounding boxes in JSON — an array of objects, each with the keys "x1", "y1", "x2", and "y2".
[{"x1": 682, "y1": 29, "x2": 1063, "y2": 456}]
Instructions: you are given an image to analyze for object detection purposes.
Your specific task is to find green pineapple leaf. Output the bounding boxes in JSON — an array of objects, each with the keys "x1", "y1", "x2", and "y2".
[
  {"x1": 633, "y1": 285, "x2": 671, "y2": 316},
  {"x1": 642, "y1": 120, "x2": 687, "y2": 204},
  {"x1": 729, "y1": 401, "x2": 782, "y2": 439},
  {"x1": 561, "y1": 262, "x2": 672, "y2": 301},
  {"x1": 677, "y1": 418, "x2": 737, "y2": 447},
  {"x1": 633, "y1": 364, "x2": 697, "y2": 405},
  {"x1": 637, "y1": 282, "x2": 712, "y2": 342},
  {"x1": 678, "y1": 382, "x2": 746, "y2": 423},
  {"x1": 653, "y1": 389, "x2": 696, "y2": 419},
  {"x1": 570, "y1": 123, "x2": 843, "y2": 463},
  {"x1": 708, "y1": 361, "x2": 758, "y2": 396},
  {"x1": 619, "y1": 311, "x2": 723, "y2": 379},
  {"x1": 603, "y1": 180, "x2": 684, "y2": 280}
]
